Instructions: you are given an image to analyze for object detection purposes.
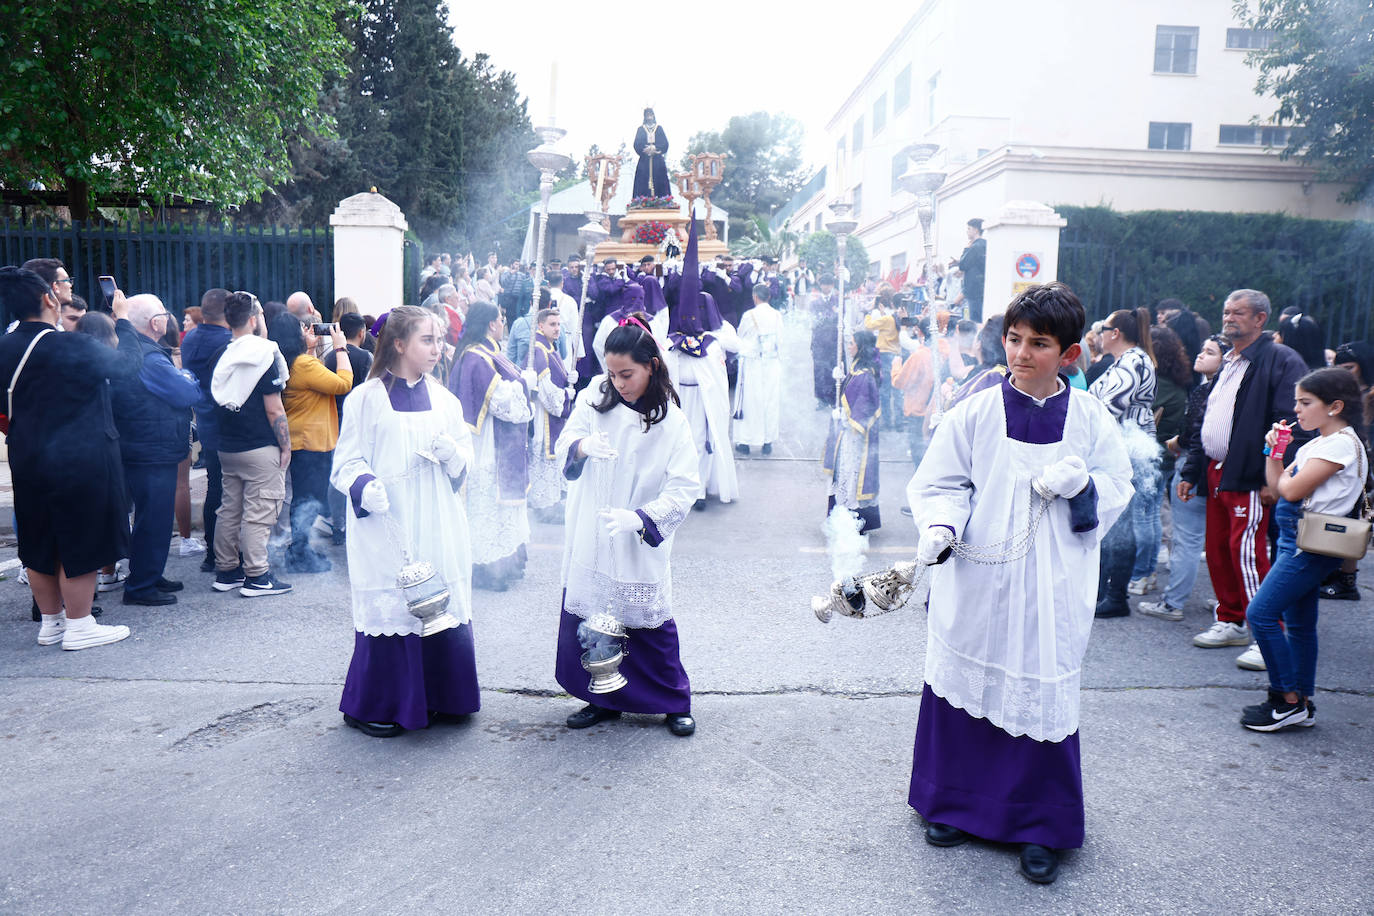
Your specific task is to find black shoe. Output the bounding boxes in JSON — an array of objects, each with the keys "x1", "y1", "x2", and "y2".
[
  {"x1": 91, "y1": 605, "x2": 103, "y2": 618},
  {"x1": 199, "y1": 555, "x2": 216, "y2": 573},
  {"x1": 665, "y1": 713, "x2": 695, "y2": 736},
  {"x1": 343, "y1": 713, "x2": 403, "y2": 738},
  {"x1": 285, "y1": 548, "x2": 332, "y2": 573},
  {"x1": 1241, "y1": 689, "x2": 1309, "y2": 732},
  {"x1": 155, "y1": 577, "x2": 184, "y2": 592},
  {"x1": 1018, "y1": 844, "x2": 1060, "y2": 884},
  {"x1": 692, "y1": 499, "x2": 707, "y2": 511},
  {"x1": 428, "y1": 710, "x2": 472, "y2": 725},
  {"x1": 331, "y1": 529, "x2": 346, "y2": 546},
  {"x1": 565, "y1": 704, "x2": 621, "y2": 729},
  {"x1": 924, "y1": 822, "x2": 970, "y2": 847},
  {"x1": 761, "y1": 443, "x2": 772, "y2": 455},
  {"x1": 212, "y1": 567, "x2": 247, "y2": 591},
  {"x1": 900, "y1": 506, "x2": 914, "y2": 517},
  {"x1": 1319, "y1": 571, "x2": 1359, "y2": 600},
  {"x1": 240, "y1": 572, "x2": 293, "y2": 597},
  {"x1": 1094, "y1": 597, "x2": 1130, "y2": 618},
  {"x1": 123, "y1": 588, "x2": 177, "y2": 606},
  {"x1": 735, "y1": 444, "x2": 750, "y2": 456}
]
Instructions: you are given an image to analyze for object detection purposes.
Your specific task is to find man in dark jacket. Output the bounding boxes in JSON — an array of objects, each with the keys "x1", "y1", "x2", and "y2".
[
  {"x1": 956, "y1": 218, "x2": 987, "y2": 322},
  {"x1": 1179, "y1": 289, "x2": 1307, "y2": 658},
  {"x1": 180, "y1": 288, "x2": 233, "y2": 572},
  {"x1": 113, "y1": 295, "x2": 203, "y2": 605}
]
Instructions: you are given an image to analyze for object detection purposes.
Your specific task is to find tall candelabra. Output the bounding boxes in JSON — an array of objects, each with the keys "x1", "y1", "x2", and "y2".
[
  {"x1": 526, "y1": 124, "x2": 573, "y2": 357},
  {"x1": 898, "y1": 144, "x2": 947, "y2": 422},
  {"x1": 827, "y1": 198, "x2": 859, "y2": 407},
  {"x1": 575, "y1": 208, "x2": 609, "y2": 365}
]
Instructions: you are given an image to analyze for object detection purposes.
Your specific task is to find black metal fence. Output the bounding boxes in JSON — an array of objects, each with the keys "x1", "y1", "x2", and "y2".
[
  {"x1": 1058, "y1": 222, "x2": 1374, "y2": 346},
  {"x1": 0, "y1": 219, "x2": 333, "y2": 317}
]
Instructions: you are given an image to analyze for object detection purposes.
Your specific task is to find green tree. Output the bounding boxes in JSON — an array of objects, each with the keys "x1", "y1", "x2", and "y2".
[
  {"x1": 0, "y1": 0, "x2": 352, "y2": 219},
  {"x1": 798, "y1": 230, "x2": 869, "y2": 281},
  {"x1": 684, "y1": 111, "x2": 806, "y2": 232},
  {"x1": 240, "y1": 0, "x2": 536, "y2": 252},
  {"x1": 730, "y1": 215, "x2": 800, "y2": 259},
  {"x1": 1235, "y1": 0, "x2": 1374, "y2": 203}
]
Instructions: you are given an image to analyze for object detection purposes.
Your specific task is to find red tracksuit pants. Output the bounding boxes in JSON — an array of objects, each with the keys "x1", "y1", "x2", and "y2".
[{"x1": 1204, "y1": 460, "x2": 1273, "y2": 624}]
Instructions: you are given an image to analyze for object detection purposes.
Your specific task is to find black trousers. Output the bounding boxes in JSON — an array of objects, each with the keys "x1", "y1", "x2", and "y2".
[{"x1": 124, "y1": 461, "x2": 178, "y2": 594}]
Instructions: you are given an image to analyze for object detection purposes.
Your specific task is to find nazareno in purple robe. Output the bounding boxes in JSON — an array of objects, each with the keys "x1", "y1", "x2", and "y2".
[
  {"x1": 447, "y1": 339, "x2": 529, "y2": 501},
  {"x1": 339, "y1": 379, "x2": 481, "y2": 731},
  {"x1": 531, "y1": 336, "x2": 572, "y2": 459},
  {"x1": 908, "y1": 375, "x2": 1086, "y2": 850}
]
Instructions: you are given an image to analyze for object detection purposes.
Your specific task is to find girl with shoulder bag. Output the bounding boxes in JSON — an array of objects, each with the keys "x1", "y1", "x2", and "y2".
[{"x1": 1241, "y1": 368, "x2": 1370, "y2": 732}]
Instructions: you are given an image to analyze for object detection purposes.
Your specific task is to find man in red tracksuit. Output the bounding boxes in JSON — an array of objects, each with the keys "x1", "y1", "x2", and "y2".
[{"x1": 1178, "y1": 289, "x2": 1308, "y2": 668}]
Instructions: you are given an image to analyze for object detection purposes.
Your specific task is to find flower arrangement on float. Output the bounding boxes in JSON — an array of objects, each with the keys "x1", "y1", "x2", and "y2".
[
  {"x1": 627, "y1": 195, "x2": 676, "y2": 211},
  {"x1": 634, "y1": 220, "x2": 672, "y2": 245}
]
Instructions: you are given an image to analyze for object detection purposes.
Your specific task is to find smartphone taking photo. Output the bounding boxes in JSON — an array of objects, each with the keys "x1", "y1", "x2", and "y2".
[{"x1": 98, "y1": 275, "x2": 118, "y2": 306}]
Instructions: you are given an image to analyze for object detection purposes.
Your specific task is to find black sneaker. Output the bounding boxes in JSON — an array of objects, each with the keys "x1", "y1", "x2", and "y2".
[
  {"x1": 1241, "y1": 690, "x2": 1309, "y2": 732},
  {"x1": 212, "y1": 567, "x2": 246, "y2": 592},
  {"x1": 1319, "y1": 571, "x2": 1359, "y2": 600},
  {"x1": 1296, "y1": 699, "x2": 1316, "y2": 728},
  {"x1": 199, "y1": 555, "x2": 216, "y2": 573},
  {"x1": 240, "y1": 572, "x2": 292, "y2": 597}
]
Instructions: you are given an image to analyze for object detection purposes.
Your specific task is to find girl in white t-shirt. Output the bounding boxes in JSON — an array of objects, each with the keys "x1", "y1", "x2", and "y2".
[{"x1": 1242, "y1": 369, "x2": 1369, "y2": 732}]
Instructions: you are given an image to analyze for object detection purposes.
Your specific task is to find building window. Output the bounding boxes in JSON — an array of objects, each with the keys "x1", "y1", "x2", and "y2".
[
  {"x1": 852, "y1": 117, "x2": 865, "y2": 153},
  {"x1": 889, "y1": 252, "x2": 907, "y2": 277},
  {"x1": 852, "y1": 184, "x2": 862, "y2": 219},
  {"x1": 1226, "y1": 28, "x2": 1274, "y2": 50},
  {"x1": 1154, "y1": 25, "x2": 1198, "y2": 74},
  {"x1": 927, "y1": 71, "x2": 940, "y2": 126},
  {"x1": 873, "y1": 93, "x2": 887, "y2": 134},
  {"x1": 1219, "y1": 124, "x2": 1292, "y2": 147},
  {"x1": 894, "y1": 64, "x2": 911, "y2": 112},
  {"x1": 815, "y1": 214, "x2": 823, "y2": 233},
  {"x1": 1148, "y1": 121, "x2": 1192, "y2": 150},
  {"x1": 891, "y1": 151, "x2": 909, "y2": 192}
]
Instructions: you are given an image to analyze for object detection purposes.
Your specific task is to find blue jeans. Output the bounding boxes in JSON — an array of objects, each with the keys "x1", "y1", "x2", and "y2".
[
  {"x1": 1130, "y1": 458, "x2": 1164, "y2": 579},
  {"x1": 1247, "y1": 499, "x2": 1342, "y2": 697},
  {"x1": 123, "y1": 461, "x2": 178, "y2": 594},
  {"x1": 1162, "y1": 467, "x2": 1206, "y2": 609},
  {"x1": 906, "y1": 413, "x2": 926, "y2": 470},
  {"x1": 877, "y1": 352, "x2": 896, "y2": 425}
]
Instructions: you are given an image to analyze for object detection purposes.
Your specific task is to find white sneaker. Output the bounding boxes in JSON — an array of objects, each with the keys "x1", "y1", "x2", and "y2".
[
  {"x1": 1127, "y1": 574, "x2": 1156, "y2": 596},
  {"x1": 61, "y1": 617, "x2": 131, "y2": 651},
  {"x1": 96, "y1": 568, "x2": 128, "y2": 592},
  {"x1": 1236, "y1": 642, "x2": 1267, "y2": 671},
  {"x1": 177, "y1": 537, "x2": 207, "y2": 557},
  {"x1": 311, "y1": 517, "x2": 334, "y2": 537},
  {"x1": 1193, "y1": 621, "x2": 1251, "y2": 648},
  {"x1": 17, "y1": 567, "x2": 28, "y2": 585},
  {"x1": 1157, "y1": 545, "x2": 1170, "y2": 566},
  {"x1": 37, "y1": 613, "x2": 66, "y2": 646},
  {"x1": 1138, "y1": 599, "x2": 1184, "y2": 622}
]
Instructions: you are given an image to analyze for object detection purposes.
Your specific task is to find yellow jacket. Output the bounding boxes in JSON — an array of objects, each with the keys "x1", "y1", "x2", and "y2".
[{"x1": 283, "y1": 353, "x2": 353, "y2": 451}]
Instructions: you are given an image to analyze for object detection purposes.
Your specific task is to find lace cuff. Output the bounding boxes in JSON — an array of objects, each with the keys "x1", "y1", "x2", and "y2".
[
  {"x1": 639, "y1": 498, "x2": 685, "y2": 542},
  {"x1": 490, "y1": 378, "x2": 533, "y2": 423}
]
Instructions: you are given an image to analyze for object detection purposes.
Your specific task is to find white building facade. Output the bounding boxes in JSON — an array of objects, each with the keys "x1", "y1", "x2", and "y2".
[{"x1": 781, "y1": 0, "x2": 1368, "y2": 282}]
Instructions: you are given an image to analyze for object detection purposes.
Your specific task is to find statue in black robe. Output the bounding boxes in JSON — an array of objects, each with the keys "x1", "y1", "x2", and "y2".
[{"x1": 632, "y1": 108, "x2": 671, "y2": 200}]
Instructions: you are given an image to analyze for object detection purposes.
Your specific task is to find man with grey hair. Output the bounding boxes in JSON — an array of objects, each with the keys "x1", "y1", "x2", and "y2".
[
  {"x1": 285, "y1": 291, "x2": 317, "y2": 322},
  {"x1": 111, "y1": 294, "x2": 202, "y2": 605},
  {"x1": 1176, "y1": 288, "x2": 1307, "y2": 671}
]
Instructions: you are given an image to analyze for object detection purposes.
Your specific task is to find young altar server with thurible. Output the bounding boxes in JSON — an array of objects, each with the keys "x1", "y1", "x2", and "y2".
[
  {"x1": 553, "y1": 315, "x2": 701, "y2": 737},
  {"x1": 332, "y1": 307, "x2": 478, "y2": 738},
  {"x1": 905, "y1": 282, "x2": 1134, "y2": 884}
]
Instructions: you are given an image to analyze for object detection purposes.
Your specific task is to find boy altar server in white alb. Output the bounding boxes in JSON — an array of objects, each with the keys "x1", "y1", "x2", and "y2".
[
  {"x1": 906, "y1": 283, "x2": 1133, "y2": 885},
  {"x1": 528, "y1": 307, "x2": 576, "y2": 522},
  {"x1": 733, "y1": 283, "x2": 783, "y2": 456},
  {"x1": 332, "y1": 307, "x2": 477, "y2": 739}
]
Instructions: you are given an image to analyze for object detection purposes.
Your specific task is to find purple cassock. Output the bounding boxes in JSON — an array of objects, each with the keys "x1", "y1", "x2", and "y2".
[
  {"x1": 580, "y1": 273, "x2": 628, "y2": 379},
  {"x1": 554, "y1": 604, "x2": 691, "y2": 715},
  {"x1": 908, "y1": 375, "x2": 1086, "y2": 851},
  {"x1": 823, "y1": 367, "x2": 881, "y2": 532},
  {"x1": 731, "y1": 262, "x2": 756, "y2": 323},
  {"x1": 562, "y1": 271, "x2": 585, "y2": 309},
  {"x1": 339, "y1": 376, "x2": 480, "y2": 732},
  {"x1": 532, "y1": 335, "x2": 572, "y2": 459},
  {"x1": 699, "y1": 267, "x2": 740, "y2": 325},
  {"x1": 446, "y1": 338, "x2": 528, "y2": 500}
]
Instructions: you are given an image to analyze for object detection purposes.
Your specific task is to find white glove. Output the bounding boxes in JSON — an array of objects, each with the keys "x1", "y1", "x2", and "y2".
[
  {"x1": 831, "y1": 408, "x2": 843, "y2": 421},
  {"x1": 916, "y1": 526, "x2": 954, "y2": 565},
  {"x1": 831, "y1": 366, "x2": 846, "y2": 381},
  {"x1": 360, "y1": 480, "x2": 390, "y2": 515},
  {"x1": 581, "y1": 432, "x2": 619, "y2": 460},
  {"x1": 1034, "y1": 456, "x2": 1089, "y2": 499},
  {"x1": 599, "y1": 508, "x2": 643, "y2": 537},
  {"x1": 567, "y1": 368, "x2": 579, "y2": 385},
  {"x1": 431, "y1": 434, "x2": 459, "y2": 464},
  {"x1": 520, "y1": 368, "x2": 538, "y2": 389}
]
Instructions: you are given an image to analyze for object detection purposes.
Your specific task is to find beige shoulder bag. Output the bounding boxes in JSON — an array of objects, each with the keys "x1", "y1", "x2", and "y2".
[{"x1": 1295, "y1": 428, "x2": 1372, "y2": 560}]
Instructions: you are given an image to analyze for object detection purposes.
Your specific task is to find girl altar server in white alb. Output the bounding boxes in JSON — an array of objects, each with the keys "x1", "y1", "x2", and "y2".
[
  {"x1": 732, "y1": 283, "x2": 784, "y2": 456},
  {"x1": 554, "y1": 317, "x2": 701, "y2": 737},
  {"x1": 332, "y1": 307, "x2": 477, "y2": 738}
]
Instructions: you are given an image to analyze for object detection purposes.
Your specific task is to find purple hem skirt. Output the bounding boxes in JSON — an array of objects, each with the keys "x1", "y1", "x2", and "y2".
[
  {"x1": 339, "y1": 623, "x2": 480, "y2": 731},
  {"x1": 908, "y1": 685, "x2": 1084, "y2": 849},
  {"x1": 554, "y1": 607, "x2": 691, "y2": 715}
]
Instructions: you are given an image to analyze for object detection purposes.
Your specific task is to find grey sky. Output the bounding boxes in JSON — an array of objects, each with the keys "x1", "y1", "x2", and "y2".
[{"x1": 448, "y1": 0, "x2": 893, "y2": 174}]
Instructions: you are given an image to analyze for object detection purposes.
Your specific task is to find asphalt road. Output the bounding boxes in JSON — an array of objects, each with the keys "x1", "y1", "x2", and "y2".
[{"x1": 2, "y1": 317, "x2": 1371, "y2": 914}]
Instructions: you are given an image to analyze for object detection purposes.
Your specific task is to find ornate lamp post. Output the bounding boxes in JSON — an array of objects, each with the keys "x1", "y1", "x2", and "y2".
[
  {"x1": 897, "y1": 143, "x2": 946, "y2": 305},
  {"x1": 827, "y1": 196, "x2": 860, "y2": 407},
  {"x1": 527, "y1": 125, "x2": 573, "y2": 330},
  {"x1": 574, "y1": 208, "x2": 610, "y2": 363}
]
